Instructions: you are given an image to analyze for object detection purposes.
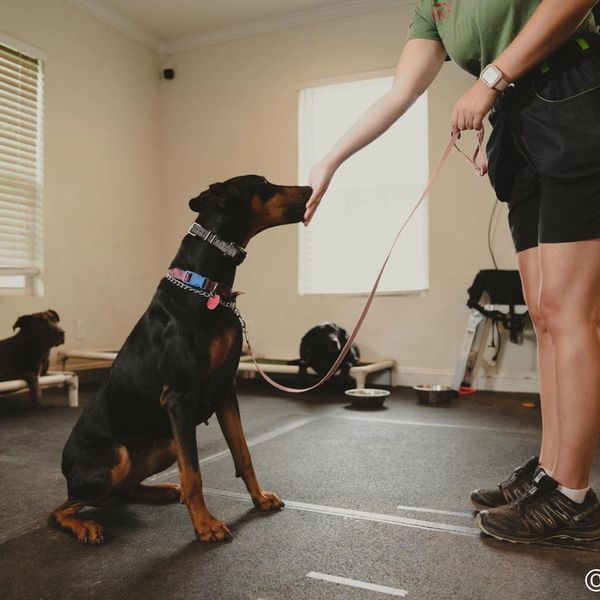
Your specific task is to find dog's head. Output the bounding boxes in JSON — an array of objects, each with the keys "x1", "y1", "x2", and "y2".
[
  {"x1": 302, "y1": 323, "x2": 347, "y2": 355},
  {"x1": 299, "y1": 322, "x2": 360, "y2": 375},
  {"x1": 189, "y1": 175, "x2": 312, "y2": 245},
  {"x1": 13, "y1": 310, "x2": 65, "y2": 349}
]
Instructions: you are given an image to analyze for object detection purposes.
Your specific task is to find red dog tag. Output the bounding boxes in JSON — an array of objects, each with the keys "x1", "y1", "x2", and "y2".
[{"x1": 207, "y1": 295, "x2": 220, "y2": 310}]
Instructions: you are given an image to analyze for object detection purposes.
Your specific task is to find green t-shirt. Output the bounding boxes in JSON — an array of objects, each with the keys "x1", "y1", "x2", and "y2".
[{"x1": 407, "y1": 0, "x2": 599, "y2": 76}]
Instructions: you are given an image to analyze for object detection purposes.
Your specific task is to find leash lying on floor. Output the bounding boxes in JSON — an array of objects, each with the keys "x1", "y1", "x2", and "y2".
[{"x1": 240, "y1": 128, "x2": 488, "y2": 393}]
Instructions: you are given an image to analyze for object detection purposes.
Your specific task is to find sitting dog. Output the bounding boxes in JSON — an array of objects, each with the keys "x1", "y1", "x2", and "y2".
[
  {"x1": 0, "y1": 310, "x2": 65, "y2": 405},
  {"x1": 49, "y1": 175, "x2": 311, "y2": 545},
  {"x1": 297, "y1": 322, "x2": 360, "y2": 382}
]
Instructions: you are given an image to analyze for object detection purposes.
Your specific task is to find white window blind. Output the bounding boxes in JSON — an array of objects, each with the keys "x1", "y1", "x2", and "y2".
[
  {"x1": 0, "y1": 39, "x2": 44, "y2": 294},
  {"x1": 298, "y1": 76, "x2": 429, "y2": 295}
]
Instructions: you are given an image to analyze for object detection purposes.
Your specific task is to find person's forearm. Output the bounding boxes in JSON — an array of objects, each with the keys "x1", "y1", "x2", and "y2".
[
  {"x1": 322, "y1": 87, "x2": 418, "y2": 169},
  {"x1": 320, "y1": 39, "x2": 446, "y2": 170},
  {"x1": 495, "y1": 0, "x2": 598, "y2": 82}
]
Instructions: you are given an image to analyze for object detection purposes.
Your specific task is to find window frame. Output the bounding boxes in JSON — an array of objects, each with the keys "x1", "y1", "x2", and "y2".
[
  {"x1": 0, "y1": 33, "x2": 45, "y2": 297},
  {"x1": 297, "y1": 68, "x2": 430, "y2": 297}
]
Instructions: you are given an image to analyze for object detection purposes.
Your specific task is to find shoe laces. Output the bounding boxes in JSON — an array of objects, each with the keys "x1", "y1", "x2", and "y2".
[
  {"x1": 511, "y1": 470, "x2": 558, "y2": 515},
  {"x1": 499, "y1": 465, "x2": 526, "y2": 490}
]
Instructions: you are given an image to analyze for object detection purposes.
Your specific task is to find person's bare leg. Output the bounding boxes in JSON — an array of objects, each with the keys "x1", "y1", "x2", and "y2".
[
  {"x1": 539, "y1": 239, "x2": 600, "y2": 489},
  {"x1": 517, "y1": 246, "x2": 558, "y2": 471}
]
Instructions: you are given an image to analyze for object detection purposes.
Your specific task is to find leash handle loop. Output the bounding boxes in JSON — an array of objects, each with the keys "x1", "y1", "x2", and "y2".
[{"x1": 241, "y1": 129, "x2": 487, "y2": 393}]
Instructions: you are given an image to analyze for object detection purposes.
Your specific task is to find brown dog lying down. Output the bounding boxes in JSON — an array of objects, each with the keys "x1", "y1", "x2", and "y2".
[{"x1": 0, "y1": 310, "x2": 65, "y2": 405}]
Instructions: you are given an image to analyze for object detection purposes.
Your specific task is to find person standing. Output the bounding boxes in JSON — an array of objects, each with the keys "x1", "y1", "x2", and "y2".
[{"x1": 304, "y1": 0, "x2": 600, "y2": 543}]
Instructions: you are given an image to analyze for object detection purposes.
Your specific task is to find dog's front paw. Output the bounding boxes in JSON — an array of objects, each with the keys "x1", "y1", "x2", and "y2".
[
  {"x1": 194, "y1": 518, "x2": 232, "y2": 543},
  {"x1": 252, "y1": 490, "x2": 285, "y2": 511}
]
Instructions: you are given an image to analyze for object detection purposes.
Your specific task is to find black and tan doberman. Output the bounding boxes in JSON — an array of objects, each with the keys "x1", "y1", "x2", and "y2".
[{"x1": 49, "y1": 176, "x2": 311, "y2": 544}]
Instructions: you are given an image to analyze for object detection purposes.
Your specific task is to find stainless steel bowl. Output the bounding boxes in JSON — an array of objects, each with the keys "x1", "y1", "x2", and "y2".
[
  {"x1": 413, "y1": 384, "x2": 453, "y2": 405},
  {"x1": 345, "y1": 388, "x2": 390, "y2": 409}
]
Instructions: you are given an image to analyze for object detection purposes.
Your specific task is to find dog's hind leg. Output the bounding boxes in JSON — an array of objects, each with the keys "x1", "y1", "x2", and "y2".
[
  {"x1": 52, "y1": 444, "x2": 130, "y2": 544},
  {"x1": 114, "y1": 439, "x2": 181, "y2": 503},
  {"x1": 162, "y1": 388, "x2": 232, "y2": 542},
  {"x1": 124, "y1": 483, "x2": 181, "y2": 502},
  {"x1": 48, "y1": 500, "x2": 104, "y2": 545},
  {"x1": 216, "y1": 386, "x2": 284, "y2": 512}
]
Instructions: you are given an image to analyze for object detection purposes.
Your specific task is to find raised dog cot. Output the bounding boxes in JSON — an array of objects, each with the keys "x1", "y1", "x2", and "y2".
[
  {"x1": 0, "y1": 371, "x2": 79, "y2": 407},
  {"x1": 59, "y1": 350, "x2": 395, "y2": 390}
]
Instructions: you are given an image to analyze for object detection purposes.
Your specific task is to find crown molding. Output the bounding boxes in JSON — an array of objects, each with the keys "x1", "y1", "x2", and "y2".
[
  {"x1": 66, "y1": 0, "x2": 161, "y2": 52},
  {"x1": 160, "y1": 0, "x2": 411, "y2": 56},
  {"x1": 66, "y1": 0, "x2": 413, "y2": 58}
]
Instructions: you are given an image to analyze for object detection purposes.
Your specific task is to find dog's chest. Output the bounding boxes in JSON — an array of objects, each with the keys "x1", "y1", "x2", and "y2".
[{"x1": 207, "y1": 327, "x2": 239, "y2": 376}]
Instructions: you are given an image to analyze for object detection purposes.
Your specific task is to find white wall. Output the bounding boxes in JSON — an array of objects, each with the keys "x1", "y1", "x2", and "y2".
[
  {"x1": 0, "y1": 0, "x2": 163, "y2": 356},
  {"x1": 159, "y1": 6, "x2": 539, "y2": 391}
]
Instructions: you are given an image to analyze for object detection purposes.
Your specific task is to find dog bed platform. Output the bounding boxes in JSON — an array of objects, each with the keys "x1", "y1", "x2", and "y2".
[
  {"x1": 59, "y1": 350, "x2": 395, "y2": 390},
  {"x1": 58, "y1": 349, "x2": 118, "y2": 370},
  {"x1": 0, "y1": 371, "x2": 79, "y2": 407},
  {"x1": 237, "y1": 357, "x2": 395, "y2": 389}
]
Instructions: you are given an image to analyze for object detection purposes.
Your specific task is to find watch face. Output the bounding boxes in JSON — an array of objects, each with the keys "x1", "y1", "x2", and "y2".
[{"x1": 482, "y1": 66, "x2": 501, "y2": 87}]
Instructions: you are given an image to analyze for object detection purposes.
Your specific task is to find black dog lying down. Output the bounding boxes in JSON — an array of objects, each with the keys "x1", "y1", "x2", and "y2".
[
  {"x1": 50, "y1": 176, "x2": 311, "y2": 545},
  {"x1": 293, "y1": 322, "x2": 360, "y2": 382},
  {"x1": 0, "y1": 310, "x2": 65, "y2": 405}
]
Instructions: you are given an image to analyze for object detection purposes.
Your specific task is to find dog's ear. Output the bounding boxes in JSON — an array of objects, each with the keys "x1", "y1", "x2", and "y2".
[
  {"x1": 47, "y1": 309, "x2": 60, "y2": 322},
  {"x1": 13, "y1": 315, "x2": 33, "y2": 331},
  {"x1": 189, "y1": 182, "x2": 239, "y2": 212}
]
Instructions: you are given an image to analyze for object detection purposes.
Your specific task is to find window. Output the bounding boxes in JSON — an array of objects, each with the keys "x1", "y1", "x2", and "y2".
[
  {"x1": 0, "y1": 36, "x2": 44, "y2": 295},
  {"x1": 298, "y1": 75, "x2": 429, "y2": 295}
]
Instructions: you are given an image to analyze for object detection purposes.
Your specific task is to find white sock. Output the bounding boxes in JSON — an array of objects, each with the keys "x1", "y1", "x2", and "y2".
[{"x1": 557, "y1": 484, "x2": 590, "y2": 504}]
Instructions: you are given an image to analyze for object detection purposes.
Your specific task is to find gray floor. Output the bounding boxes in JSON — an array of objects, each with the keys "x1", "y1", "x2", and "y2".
[{"x1": 1, "y1": 381, "x2": 599, "y2": 600}]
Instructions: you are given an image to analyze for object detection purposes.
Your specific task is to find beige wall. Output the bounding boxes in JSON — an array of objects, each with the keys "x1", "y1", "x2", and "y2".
[
  {"x1": 160, "y1": 6, "x2": 539, "y2": 391},
  {"x1": 0, "y1": 1, "x2": 539, "y2": 391},
  {"x1": 0, "y1": 0, "x2": 163, "y2": 357}
]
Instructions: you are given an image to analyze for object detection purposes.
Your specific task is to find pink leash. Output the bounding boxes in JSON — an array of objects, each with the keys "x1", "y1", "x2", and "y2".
[{"x1": 239, "y1": 128, "x2": 488, "y2": 393}]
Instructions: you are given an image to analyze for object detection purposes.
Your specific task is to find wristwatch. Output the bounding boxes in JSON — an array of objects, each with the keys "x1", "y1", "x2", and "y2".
[{"x1": 480, "y1": 64, "x2": 510, "y2": 92}]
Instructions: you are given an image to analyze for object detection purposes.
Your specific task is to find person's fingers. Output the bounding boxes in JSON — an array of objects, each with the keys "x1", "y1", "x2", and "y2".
[
  {"x1": 450, "y1": 110, "x2": 458, "y2": 133},
  {"x1": 303, "y1": 192, "x2": 322, "y2": 225},
  {"x1": 303, "y1": 202, "x2": 319, "y2": 226},
  {"x1": 306, "y1": 188, "x2": 321, "y2": 207},
  {"x1": 473, "y1": 115, "x2": 483, "y2": 131}
]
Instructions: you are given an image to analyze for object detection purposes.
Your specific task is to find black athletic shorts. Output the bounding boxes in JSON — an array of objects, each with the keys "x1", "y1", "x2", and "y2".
[
  {"x1": 502, "y1": 149, "x2": 600, "y2": 254},
  {"x1": 487, "y1": 36, "x2": 600, "y2": 253}
]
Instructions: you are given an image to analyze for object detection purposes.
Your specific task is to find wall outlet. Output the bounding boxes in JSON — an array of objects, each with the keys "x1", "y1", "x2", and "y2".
[{"x1": 76, "y1": 319, "x2": 86, "y2": 341}]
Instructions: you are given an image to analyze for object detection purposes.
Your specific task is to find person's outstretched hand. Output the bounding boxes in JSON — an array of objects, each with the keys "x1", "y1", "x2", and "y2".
[{"x1": 303, "y1": 160, "x2": 336, "y2": 226}]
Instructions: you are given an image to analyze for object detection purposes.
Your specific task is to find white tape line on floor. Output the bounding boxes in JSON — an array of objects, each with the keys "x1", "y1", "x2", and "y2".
[
  {"x1": 333, "y1": 414, "x2": 533, "y2": 434},
  {"x1": 203, "y1": 487, "x2": 479, "y2": 537},
  {"x1": 150, "y1": 416, "x2": 314, "y2": 482},
  {"x1": 396, "y1": 505, "x2": 473, "y2": 518},
  {"x1": 307, "y1": 572, "x2": 408, "y2": 597}
]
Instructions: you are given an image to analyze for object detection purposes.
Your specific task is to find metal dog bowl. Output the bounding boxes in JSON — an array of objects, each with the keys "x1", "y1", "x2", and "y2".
[
  {"x1": 413, "y1": 384, "x2": 453, "y2": 405},
  {"x1": 345, "y1": 388, "x2": 390, "y2": 409}
]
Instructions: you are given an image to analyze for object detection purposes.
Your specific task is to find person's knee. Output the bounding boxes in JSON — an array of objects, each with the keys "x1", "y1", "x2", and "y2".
[
  {"x1": 539, "y1": 291, "x2": 599, "y2": 337},
  {"x1": 527, "y1": 302, "x2": 548, "y2": 334}
]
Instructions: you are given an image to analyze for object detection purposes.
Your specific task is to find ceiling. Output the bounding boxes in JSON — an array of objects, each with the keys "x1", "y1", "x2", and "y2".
[
  {"x1": 96, "y1": 0, "x2": 355, "y2": 41},
  {"x1": 69, "y1": 0, "x2": 407, "y2": 54}
]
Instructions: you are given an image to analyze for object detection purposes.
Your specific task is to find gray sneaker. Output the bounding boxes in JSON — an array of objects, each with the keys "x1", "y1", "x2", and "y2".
[
  {"x1": 470, "y1": 456, "x2": 539, "y2": 511},
  {"x1": 476, "y1": 468, "x2": 600, "y2": 543}
]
